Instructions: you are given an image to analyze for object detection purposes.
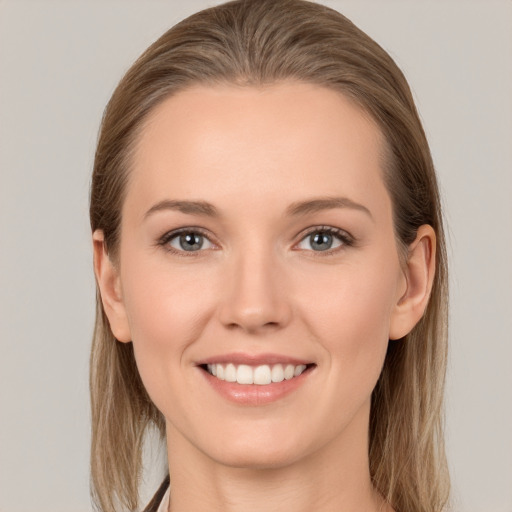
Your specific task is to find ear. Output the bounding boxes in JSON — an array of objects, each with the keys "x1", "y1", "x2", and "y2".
[
  {"x1": 389, "y1": 224, "x2": 436, "y2": 340},
  {"x1": 92, "y1": 230, "x2": 132, "y2": 343}
]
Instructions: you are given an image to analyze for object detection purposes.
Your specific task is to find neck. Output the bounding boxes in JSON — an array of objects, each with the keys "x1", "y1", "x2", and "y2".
[{"x1": 165, "y1": 402, "x2": 390, "y2": 512}]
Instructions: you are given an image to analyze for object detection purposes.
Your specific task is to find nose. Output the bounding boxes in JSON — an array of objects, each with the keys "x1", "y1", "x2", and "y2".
[{"x1": 217, "y1": 244, "x2": 292, "y2": 335}]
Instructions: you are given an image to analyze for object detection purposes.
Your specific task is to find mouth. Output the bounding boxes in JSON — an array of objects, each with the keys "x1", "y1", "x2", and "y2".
[
  {"x1": 200, "y1": 362, "x2": 315, "y2": 385},
  {"x1": 196, "y1": 353, "x2": 316, "y2": 404}
]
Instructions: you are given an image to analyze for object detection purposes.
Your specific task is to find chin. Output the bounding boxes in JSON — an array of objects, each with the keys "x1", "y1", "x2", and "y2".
[
  {"x1": 201, "y1": 426, "x2": 316, "y2": 470},
  {"x1": 211, "y1": 445, "x2": 303, "y2": 471}
]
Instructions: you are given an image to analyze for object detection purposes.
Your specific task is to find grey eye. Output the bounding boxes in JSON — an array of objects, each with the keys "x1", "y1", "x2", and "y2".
[
  {"x1": 168, "y1": 232, "x2": 214, "y2": 252},
  {"x1": 297, "y1": 229, "x2": 345, "y2": 252},
  {"x1": 310, "y1": 232, "x2": 336, "y2": 251}
]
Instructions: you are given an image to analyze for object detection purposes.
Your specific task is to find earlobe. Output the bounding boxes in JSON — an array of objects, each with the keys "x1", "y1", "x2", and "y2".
[
  {"x1": 389, "y1": 225, "x2": 436, "y2": 340},
  {"x1": 92, "y1": 230, "x2": 132, "y2": 343}
]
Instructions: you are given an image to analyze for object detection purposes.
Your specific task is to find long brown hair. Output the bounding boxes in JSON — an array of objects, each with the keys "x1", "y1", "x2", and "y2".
[{"x1": 89, "y1": 1, "x2": 449, "y2": 511}]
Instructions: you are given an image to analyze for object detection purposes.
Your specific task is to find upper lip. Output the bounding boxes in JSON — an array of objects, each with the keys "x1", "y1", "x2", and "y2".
[{"x1": 196, "y1": 352, "x2": 314, "y2": 366}]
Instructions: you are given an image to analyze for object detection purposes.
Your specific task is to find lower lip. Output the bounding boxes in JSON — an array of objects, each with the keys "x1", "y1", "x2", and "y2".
[{"x1": 199, "y1": 366, "x2": 314, "y2": 405}]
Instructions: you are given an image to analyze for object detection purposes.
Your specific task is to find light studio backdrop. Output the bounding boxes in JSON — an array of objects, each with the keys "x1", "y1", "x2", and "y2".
[{"x1": 0, "y1": 1, "x2": 511, "y2": 511}]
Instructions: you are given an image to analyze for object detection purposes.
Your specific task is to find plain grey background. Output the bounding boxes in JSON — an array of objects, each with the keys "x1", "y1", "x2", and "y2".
[{"x1": 1, "y1": 1, "x2": 511, "y2": 511}]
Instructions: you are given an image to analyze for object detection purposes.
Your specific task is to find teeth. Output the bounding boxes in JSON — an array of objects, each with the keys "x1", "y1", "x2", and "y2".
[
  {"x1": 254, "y1": 365, "x2": 272, "y2": 385},
  {"x1": 294, "y1": 364, "x2": 306, "y2": 377},
  {"x1": 271, "y1": 364, "x2": 284, "y2": 383},
  {"x1": 205, "y1": 363, "x2": 309, "y2": 385},
  {"x1": 237, "y1": 364, "x2": 253, "y2": 384},
  {"x1": 284, "y1": 364, "x2": 295, "y2": 380}
]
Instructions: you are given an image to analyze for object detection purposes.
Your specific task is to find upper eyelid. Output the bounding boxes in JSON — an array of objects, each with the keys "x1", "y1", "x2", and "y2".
[
  {"x1": 159, "y1": 226, "x2": 212, "y2": 241},
  {"x1": 298, "y1": 225, "x2": 352, "y2": 238},
  {"x1": 295, "y1": 225, "x2": 354, "y2": 245}
]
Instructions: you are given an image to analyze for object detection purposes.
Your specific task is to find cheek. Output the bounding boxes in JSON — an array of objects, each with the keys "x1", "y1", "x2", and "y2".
[
  {"x1": 120, "y1": 243, "x2": 213, "y2": 340},
  {"x1": 118, "y1": 254, "x2": 212, "y2": 401},
  {"x1": 298, "y1": 254, "x2": 400, "y2": 381}
]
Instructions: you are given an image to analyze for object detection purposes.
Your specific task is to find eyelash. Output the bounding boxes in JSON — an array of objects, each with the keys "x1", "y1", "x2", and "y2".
[
  {"x1": 296, "y1": 226, "x2": 355, "y2": 255},
  {"x1": 157, "y1": 225, "x2": 355, "y2": 258}
]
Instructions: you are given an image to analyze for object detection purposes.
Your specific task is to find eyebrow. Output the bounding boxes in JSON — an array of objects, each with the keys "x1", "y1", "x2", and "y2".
[
  {"x1": 285, "y1": 196, "x2": 373, "y2": 220},
  {"x1": 144, "y1": 199, "x2": 219, "y2": 219},
  {"x1": 143, "y1": 196, "x2": 373, "y2": 221}
]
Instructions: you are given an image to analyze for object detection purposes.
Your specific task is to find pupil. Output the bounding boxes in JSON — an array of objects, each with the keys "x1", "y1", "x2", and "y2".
[
  {"x1": 311, "y1": 232, "x2": 332, "y2": 251},
  {"x1": 180, "y1": 233, "x2": 203, "y2": 251}
]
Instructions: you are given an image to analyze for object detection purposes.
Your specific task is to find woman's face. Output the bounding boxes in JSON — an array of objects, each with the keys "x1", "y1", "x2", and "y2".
[{"x1": 108, "y1": 82, "x2": 409, "y2": 468}]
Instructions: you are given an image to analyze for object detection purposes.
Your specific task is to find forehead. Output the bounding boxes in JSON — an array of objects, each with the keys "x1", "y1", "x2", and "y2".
[{"x1": 126, "y1": 82, "x2": 390, "y2": 222}]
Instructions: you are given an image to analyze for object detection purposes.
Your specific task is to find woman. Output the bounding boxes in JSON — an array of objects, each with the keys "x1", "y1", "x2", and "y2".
[{"x1": 89, "y1": 1, "x2": 450, "y2": 511}]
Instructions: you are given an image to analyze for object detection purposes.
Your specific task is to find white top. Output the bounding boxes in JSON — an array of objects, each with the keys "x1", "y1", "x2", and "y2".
[{"x1": 156, "y1": 485, "x2": 170, "y2": 512}]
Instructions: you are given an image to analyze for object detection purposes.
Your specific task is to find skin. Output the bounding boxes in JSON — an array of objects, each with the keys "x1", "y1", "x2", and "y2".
[{"x1": 93, "y1": 82, "x2": 435, "y2": 512}]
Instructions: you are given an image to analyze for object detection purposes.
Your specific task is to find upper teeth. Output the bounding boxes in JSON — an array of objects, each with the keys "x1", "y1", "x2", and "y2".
[{"x1": 206, "y1": 363, "x2": 307, "y2": 385}]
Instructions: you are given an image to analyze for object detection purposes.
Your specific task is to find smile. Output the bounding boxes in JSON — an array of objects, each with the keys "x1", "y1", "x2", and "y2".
[
  {"x1": 205, "y1": 363, "x2": 308, "y2": 385},
  {"x1": 197, "y1": 354, "x2": 316, "y2": 405}
]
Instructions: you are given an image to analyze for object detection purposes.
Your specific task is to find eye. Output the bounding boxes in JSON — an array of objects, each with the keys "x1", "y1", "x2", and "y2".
[
  {"x1": 296, "y1": 226, "x2": 353, "y2": 253},
  {"x1": 159, "y1": 228, "x2": 215, "y2": 254}
]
